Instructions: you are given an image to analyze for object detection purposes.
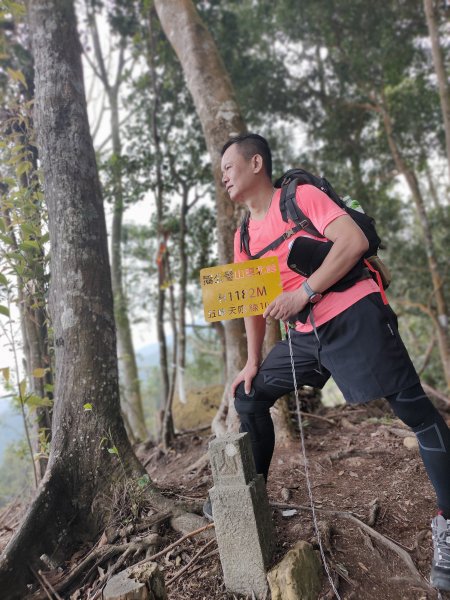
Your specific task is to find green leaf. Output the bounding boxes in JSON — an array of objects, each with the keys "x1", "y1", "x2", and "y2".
[
  {"x1": 25, "y1": 394, "x2": 53, "y2": 409},
  {"x1": 137, "y1": 474, "x2": 150, "y2": 488},
  {"x1": 44, "y1": 383, "x2": 54, "y2": 393},
  {"x1": 0, "y1": 305, "x2": 10, "y2": 317},
  {"x1": 7, "y1": 68, "x2": 27, "y2": 88},
  {"x1": 83, "y1": 403, "x2": 93, "y2": 411},
  {"x1": 0, "y1": 273, "x2": 8, "y2": 286},
  {"x1": 20, "y1": 223, "x2": 37, "y2": 237},
  {"x1": 0, "y1": 218, "x2": 6, "y2": 233},
  {"x1": 16, "y1": 161, "x2": 33, "y2": 177},
  {"x1": 20, "y1": 240, "x2": 40, "y2": 252},
  {"x1": 19, "y1": 379, "x2": 27, "y2": 398},
  {"x1": 32, "y1": 368, "x2": 47, "y2": 378},
  {"x1": 107, "y1": 446, "x2": 119, "y2": 456},
  {"x1": 0, "y1": 367, "x2": 10, "y2": 383},
  {"x1": 0, "y1": 234, "x2": 14, "y2": 246}
]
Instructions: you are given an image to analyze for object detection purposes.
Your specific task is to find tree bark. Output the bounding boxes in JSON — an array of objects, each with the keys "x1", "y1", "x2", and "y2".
[
  {"x1": 154, "y1": 0, "x2": 248, "y2": 433},
  {"x1": 264, "y1": 320, "x2": 296, "y2": 445},
  {"x1": 423, "y1": 0, "x2": 450, "y2": 177},
  {"x1": 0, "y1": 3, "x2": 200, "y2": 595}
]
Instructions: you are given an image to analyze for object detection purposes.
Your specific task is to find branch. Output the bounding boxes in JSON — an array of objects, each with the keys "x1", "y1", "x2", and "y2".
[
  {"x1": 422, "y1": 382, "x2": 450, "y2": 407},
  {"x1": 86, "y1": 4, "x2": 110, "y2": 89},
  {"x1": 166, "y1": 538, "x2": 216, "y2": 586},
  {"x1": 132, "y1": 522, "x2": 215, "y2": 569}
]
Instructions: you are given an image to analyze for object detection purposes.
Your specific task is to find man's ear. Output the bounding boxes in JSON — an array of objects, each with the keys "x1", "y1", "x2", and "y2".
[{"x1": 252, "y1": 153, "x2": 264, "y2": 174}]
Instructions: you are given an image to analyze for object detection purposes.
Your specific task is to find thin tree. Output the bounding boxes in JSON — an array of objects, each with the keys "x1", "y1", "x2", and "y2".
[
  {"x1": 83, "y1": 1, "x2": 148, "y2": 442},
  {"x1": 423, "y1": 0, "x2": 450, "y2": 177}
]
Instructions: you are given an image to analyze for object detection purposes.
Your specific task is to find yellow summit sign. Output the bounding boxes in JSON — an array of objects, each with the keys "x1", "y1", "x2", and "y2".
[{"x1": 200, "y1": 256, "x2": 282, "y2": 322}]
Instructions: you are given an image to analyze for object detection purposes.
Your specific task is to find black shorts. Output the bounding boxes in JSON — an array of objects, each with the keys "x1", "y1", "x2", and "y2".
[{"x1": 260, "y1": 293, "x2": 419, "y2": 404}]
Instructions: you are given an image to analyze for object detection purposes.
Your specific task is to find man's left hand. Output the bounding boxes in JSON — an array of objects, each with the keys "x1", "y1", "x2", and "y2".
[{"x1": 263, "y1": 287, "x2": 309, "y2": 322}]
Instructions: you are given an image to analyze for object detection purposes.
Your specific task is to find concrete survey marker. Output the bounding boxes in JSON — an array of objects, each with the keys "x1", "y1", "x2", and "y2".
[{"x1": 208, "y1": 433, "x2": 275, "y2": 598}]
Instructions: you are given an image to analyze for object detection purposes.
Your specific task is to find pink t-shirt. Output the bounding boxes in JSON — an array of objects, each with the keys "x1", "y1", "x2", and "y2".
[{"x1": 234, "y1": 185, "x2": 379, "y2": 333}]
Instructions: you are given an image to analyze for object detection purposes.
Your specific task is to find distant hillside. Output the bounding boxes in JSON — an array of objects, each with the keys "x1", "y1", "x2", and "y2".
[{"x1": 0, "y1": 407, "x2": 24, "y2": 457}]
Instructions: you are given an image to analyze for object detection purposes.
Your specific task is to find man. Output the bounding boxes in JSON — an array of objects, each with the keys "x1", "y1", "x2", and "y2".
[{"x1": 207, "y1": 132, "x2": 450, "y2": 591}]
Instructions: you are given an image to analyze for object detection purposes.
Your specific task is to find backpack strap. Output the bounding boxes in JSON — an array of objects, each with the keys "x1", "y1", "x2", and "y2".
[
  {"x1": 239, "y1": 179, "x2": 324, "y2": 260},
  {"x1": 240, "y1": 213, "x2": 305, "y2": 260},
  {"x1": 281, "y1": 179, "x2": 323, "y2": 238}
]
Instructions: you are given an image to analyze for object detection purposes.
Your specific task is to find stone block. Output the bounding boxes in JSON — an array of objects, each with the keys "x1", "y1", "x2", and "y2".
[
  {"x1": 267, "y1": 541, "x2": 322, "y2": 600},
  {"x1": 102, "y1": 562, "x2": 167, "y2": 600},
  {"x1": 209, "y1": 432, "x2": 257, "y2": 487}
]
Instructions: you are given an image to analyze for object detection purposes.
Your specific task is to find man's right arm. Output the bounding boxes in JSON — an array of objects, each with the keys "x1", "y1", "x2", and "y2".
[{"x1": 231, "y1": 313, "x2": 266, "y2": 397}]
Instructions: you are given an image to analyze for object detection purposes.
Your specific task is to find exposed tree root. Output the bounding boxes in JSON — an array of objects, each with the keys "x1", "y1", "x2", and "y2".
[
  {"x1": 50, "y1": 534, "x2": 163, "y2": 595},
  {"x1": 185, "y1": 452, "x2": 210, "y2": 474},
  {"x1": 271, "y1": 502, "x2": 432, "y2": 589}
]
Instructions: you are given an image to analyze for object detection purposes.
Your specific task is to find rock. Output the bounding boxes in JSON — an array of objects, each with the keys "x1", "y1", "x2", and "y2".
[
  {"x1": 403, "y1": 436, "x2": 419, "y2": 450},
  {"x1": 267, "y1": 541, "x2": 322, "y2": 600},
  {"x1": 103, "y1": 562, "x2": 167, "y2": 600},
  {"x1": 281, "y1": 487, "x2": 291, "y2": 502}
]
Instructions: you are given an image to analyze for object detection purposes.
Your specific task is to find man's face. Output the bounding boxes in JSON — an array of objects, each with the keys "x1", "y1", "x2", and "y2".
[{"x1": 221, "y1": 143, "x2": 255, "y2": 203}]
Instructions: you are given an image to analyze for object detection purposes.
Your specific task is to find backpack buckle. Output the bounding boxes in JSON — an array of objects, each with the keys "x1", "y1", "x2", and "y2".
[{"x1": 283, "y1": 228, "x2": 295, "y2": 240}]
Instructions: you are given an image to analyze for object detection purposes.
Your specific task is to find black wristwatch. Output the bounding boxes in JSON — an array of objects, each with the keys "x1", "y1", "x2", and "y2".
[{"x1": 303, "y1": 280, "x2": 323, "y2": 304}]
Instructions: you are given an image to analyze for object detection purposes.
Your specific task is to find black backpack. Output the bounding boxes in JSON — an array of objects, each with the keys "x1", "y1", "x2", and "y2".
[{"x1": 239, "y1": 168, "x2": 391, "y2": 290}]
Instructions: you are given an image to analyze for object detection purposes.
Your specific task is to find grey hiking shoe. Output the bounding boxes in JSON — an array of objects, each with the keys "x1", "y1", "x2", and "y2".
[
  {"x1": 431, "y1": 515, "x2": 450, "y2": 591},
  {"x1": 202, "y1": 497, "x2": 213, "y2": 522}
]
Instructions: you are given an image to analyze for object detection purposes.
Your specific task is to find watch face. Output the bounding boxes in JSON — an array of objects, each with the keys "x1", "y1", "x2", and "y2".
[{"x1": 310, "y1": 293, "x2": 323, "y2": 304}]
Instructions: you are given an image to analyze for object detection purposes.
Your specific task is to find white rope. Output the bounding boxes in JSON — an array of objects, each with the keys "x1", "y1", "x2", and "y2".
[{"x1": 286, "y1": 325, "x2": 342, "y2": 600}]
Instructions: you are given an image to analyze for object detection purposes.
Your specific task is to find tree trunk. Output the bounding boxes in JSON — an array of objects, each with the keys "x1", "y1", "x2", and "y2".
[
  {"x1": 110, "y1": 91, "x2": 148, "y2": 443},
  {"x1": 146, "y1": 8, "x2": 174, "y2": 444},
  {"x1": 154, "y1": 0, "x2": 248, "y2": 434},
  {"x1": 177, "y1": 183, "x2": 189, "y2": 404},
  {"x1": 0, "y1": 3, "x2": 200, "y2": 595},
  {"x1": 381, "y1": 102, "x2": 450, "y2": 388},
  {"x1": 264, "y1": 320, "x2": 296, "y2": 445},
  {"x1": 423, "y1": 0, "x2": 450, "y2": 177},
  {"x1": 161, "y1": 249, "x2": 177, "y2": 449},
  {"x1": 87, "y1": 7, "x2": 148, "y2": 443}
]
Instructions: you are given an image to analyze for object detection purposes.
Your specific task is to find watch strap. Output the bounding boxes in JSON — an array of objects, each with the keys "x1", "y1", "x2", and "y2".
[{"x1": 303, "y1": 280, "x2": 317, "y2": 299}]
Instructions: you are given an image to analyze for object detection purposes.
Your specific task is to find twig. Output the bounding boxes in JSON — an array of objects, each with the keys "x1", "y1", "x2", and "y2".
[
  {"x1": 53, "y1": 535, "x2": 161, "y2": 594},
  {"x1": 166, "y1": 538, "x2": 216, "y2": 585},
  {"x1": 289, "y1": 411, "x2": 336, "y2": 425},
  {"x1": 328, "y1": 448, "x2": 392, "y2": 461},
  {"x1": 29, "y1": 566, "x2": 52, "y2": 600},
  {"x1": 133, "y1": 522, "x2": 215, "y2": 569},
  {"x1": 186, "y1": 452, "x2": 210, "y2": 473},
  {"x1": 176, "y1": 424, "x2": 211, "y2": 436},
  {"x1": 38, "y1": 569, "x2": 64, "y2": 600},
  {"x1": 271, "y1": 502, "x2": 431, "y2": 588},
  {"x1": 422, "y1": 382, "x2": 450, "y2": 407},
  {"x1": 0, "y1": 491, "x2": 23, "y2": 527},
  {"x1": 110, "y1": 512, "x2": 171, "y2": 543}
]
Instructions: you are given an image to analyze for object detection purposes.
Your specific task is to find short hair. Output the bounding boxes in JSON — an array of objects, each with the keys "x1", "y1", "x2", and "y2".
[{"x1": 221, "y1": 133, "x2": 272, "y2": 180}]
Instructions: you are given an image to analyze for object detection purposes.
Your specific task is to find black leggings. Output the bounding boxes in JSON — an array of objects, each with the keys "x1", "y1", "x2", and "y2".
[
  {"x1": 236, "y1": 381, "x2": 450, "y2": 514},
  {"x1": 387, "y1": 383, "x2": 450, "y2": 515}
]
